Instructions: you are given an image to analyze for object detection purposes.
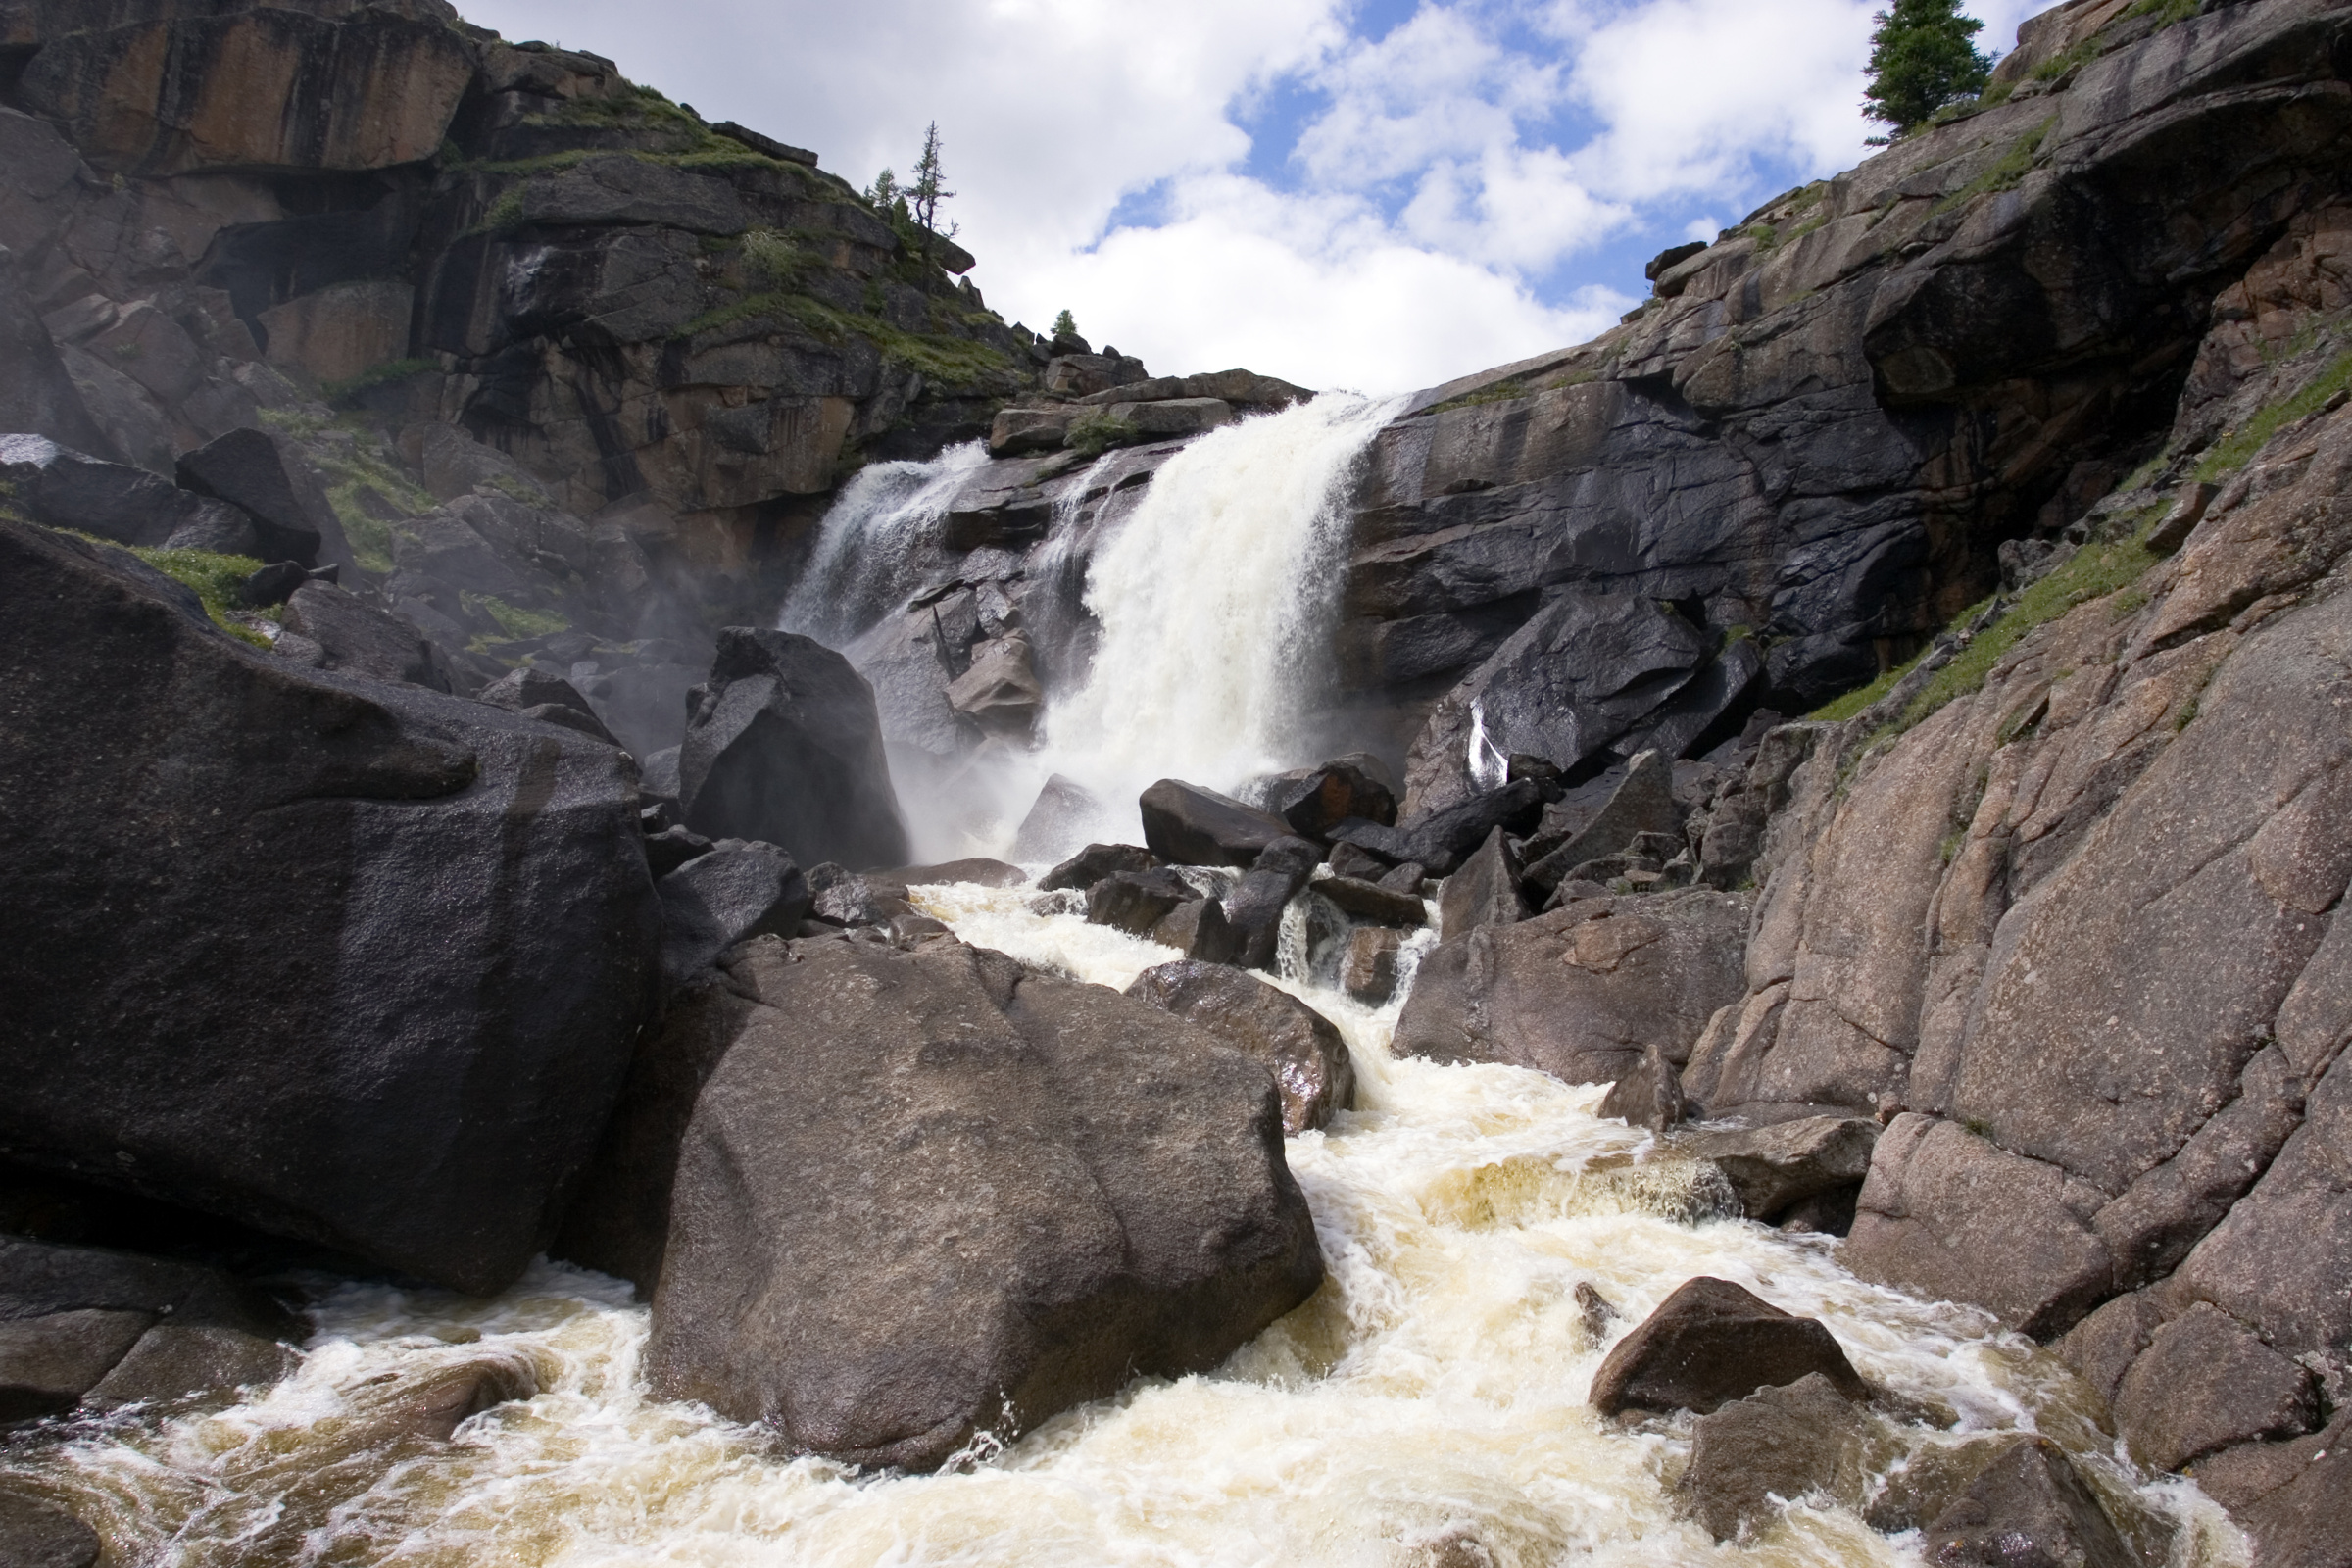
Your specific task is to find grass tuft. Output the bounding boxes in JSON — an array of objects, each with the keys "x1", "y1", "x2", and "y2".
[
  {"x1": 2191, "y1": 349, "x2": 2352, "y2": 483},
  {"x1": 124, "y1": 545, "x2": 272, "y2": 647}
]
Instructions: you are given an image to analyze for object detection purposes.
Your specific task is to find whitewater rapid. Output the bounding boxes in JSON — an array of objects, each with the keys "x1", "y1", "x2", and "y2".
[{"x1": 7, "y1": 892, "x2": 2240, "y2": 1568}]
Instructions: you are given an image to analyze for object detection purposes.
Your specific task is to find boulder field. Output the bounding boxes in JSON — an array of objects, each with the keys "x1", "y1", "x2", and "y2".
[{"x1": 0, "y1": 0, "x2": 2349, "y2": 1562}]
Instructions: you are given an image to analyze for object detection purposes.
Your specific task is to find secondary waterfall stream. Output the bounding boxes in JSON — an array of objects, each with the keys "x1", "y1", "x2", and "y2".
[{"x1": 3, "y1": 400, "x2": 2245, "y2": 1567}]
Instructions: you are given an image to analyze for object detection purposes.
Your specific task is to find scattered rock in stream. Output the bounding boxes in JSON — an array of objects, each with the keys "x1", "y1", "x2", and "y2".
[
  {"x1": 1129, "y1": 960, "x2": 1356, "y2": 1134},
  {"x1": 571, "y1": 933, "x2": 1323, "y2": 1471},
  {"x1": 1139, "y1": 778, "x2": 1292, "y2": 869},
  {"x1": 1588, "y1": 1276, "x2": 1868, "y2": 1418},
  {"x1": 1681, "y1": 1372, "x2": 1869, "y2": 1542}
]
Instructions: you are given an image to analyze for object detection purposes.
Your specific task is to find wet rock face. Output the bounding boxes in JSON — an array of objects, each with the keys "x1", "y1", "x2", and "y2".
[
  {"x1": 0, "y1": 522, "x2": 661, "y2": 1293},
  {"x1": 0, "y1": 1492, "x2": 99, "y2": 1568},
  {"x1": 1343, "y1": 0, "x2": 2352, "y2": 768},
  {"x1": 601, "y1": 934, "x2": 1322, "y2": 1471},
  {"x1": 1921, "y1": 1438, "x2": 2136, "y2": 1568}
]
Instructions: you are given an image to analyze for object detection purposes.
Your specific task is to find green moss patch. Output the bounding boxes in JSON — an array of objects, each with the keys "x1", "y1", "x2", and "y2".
[
  {"x1": 2191, "y1": 349, "x2": 2352, "y2": 483},
  {"x1": 126, "y1": 546, "x2": 272, "y2": 647}
]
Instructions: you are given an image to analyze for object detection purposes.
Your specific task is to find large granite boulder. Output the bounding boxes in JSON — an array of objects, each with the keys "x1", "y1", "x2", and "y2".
[
  {"x1": 569, "y1": 933, "x2": 1323, "y2": 1470},
  {"x1": 1129, "y1": 960, "x2": 1356, "y2": 1134},
  {"x1": 174, "y1": 427, "x2": 321, "y2": 566},
  {"x1": 1396, "y1": 890, "x2": 1749, "y2": 1085},
  {"x1": 679, "y1": 628, "x2": 908, "y2": 871},
  {"x1": 0, "y1": 521, "x2": 661, "y2": 1293},
  {"x1": 1588, "y1": 1276, "x2": 1867, "y2": 1417},
  {"x1": 1139, "y1": 779, "x2": 1292, "y2": 869}
]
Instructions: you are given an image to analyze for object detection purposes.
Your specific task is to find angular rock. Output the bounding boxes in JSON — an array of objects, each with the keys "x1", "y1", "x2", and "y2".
[
  {"x1": 945, "y1": 631, "x2": 1043, "y2": 739},
  {"x1": 1011, "y1": 774, "x2": 1104, "y2": 862},
  {"x1": 0, "y1": 434, "x2": 203, "y2": 545},
  {"x1": 174, "y1": 428, "x2": 321, "y2": 567},
  {"x1": 1921, "y1": 1438, "x2": 2135, "y2": 1568},
  {"x1": 1224, "y1": 835, "x2": 1324, "y2": 970},
  {"x1": 806, "y1": 864, "x2": 917, "y2": 928},
  {"x1": 0, "y1": 1493, "x2": 98, "y2": 1568},
  {"x1": 1389, "y1": 779, "x2": 1548, "y2": 877},
  {"x1": 1342, "y1": 926, "x2": 1404, "y2": 1004},
  {"x1": 657, "y1": 840, "x2": 811, "y2": 986},
  {"x1": 1140, "y1": 779, "x2": 1292, "y2": 869},
  {"x1": 479, "y1": 664, "x2": 622, "y2": 747},
  {"x1": 1682, "y1": 1372, "x2": 1869, "y2": 1542},
  {"x1": 1086, "y1": 867, "x2": 1196, "y2": 937},
  {"x1": 625, "y1": 935, "x2": 1323, "y2": 1469},
  {"x1": 1314, "y1": 874, "x2": 1427, "y2": 927},
  {"x1": 0, "y1": 1237, "x2": 295, "y2": 1421},
  {"x1": 239, "y1": 560, "x2": 310, "y2": 607},
  {"x1": 1130, "y1": 959, "x2": 1356, "y2": 1134},
  {"x1": 1588, "y1": 1275, "x2": 1868, "y2": 1417},
  {"x1": 2112, "y1": 1303, "x2": 2318, "y2": 1472},
  {"x1": 1596, "y1": 1044, "x2": 1689, "y2": 1134},
  {"x1": 642, "y1": 823, "x2": 713, "y2": 879},
  {"x1": 279, "y1": 581, "x2": 456, "y2": 692},
  {"x1": 1680, "y1": 1117, "x2": 1880, "y2": 1222},
  {"x1": 0, "y1": 522, "x2": 661, "y2": 1293},
  {"x1": 163, "y1": 499, "x2": 263, "y2": 557},
  {"x1": 1265, "y1": 756, "x2": 1398, "y2": 838},
  {"x1": 1396, "y1": 891, "x2": 1750, "y2": 1085},
  {"x1": 1151, "y1": 897, "x2": 1240, "y2": 963},
  {"x1": 1377, "y1": 859, "x2": 1430, "y2": 894},
  {"x1": 1040, "y1": 842, "x2": 1157, "y2": 893},
  {"x1": 1523, "y1": 750, "x2": 1681, "y2": 894},
  {"x1": 1436, "y1": 827, "x2": 1528, "y2": 942},
  {"x1": 679, "y1": 628, "x2": 909, "y2": 871},
  {"x1": 2236, "y1": 1419, "x2": 2352, "y2": 1568}
]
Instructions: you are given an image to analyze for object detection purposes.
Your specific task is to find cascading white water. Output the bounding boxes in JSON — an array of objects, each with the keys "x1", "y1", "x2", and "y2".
[
  {"x1": 778, "y1": 439, "x2": 992, "y2": 645},
  {"x1": 1023, "y1": 393, "x2": 1404, "y2": 837},
  {"x1": 14, "y1": 893, "x2": 2241, "y2": 1568}
]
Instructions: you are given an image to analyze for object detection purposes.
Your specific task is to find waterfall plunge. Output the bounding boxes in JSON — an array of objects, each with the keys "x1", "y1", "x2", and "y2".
[{"x1": 1024, "y1": 392, "x2": 1404, "y2": 847}]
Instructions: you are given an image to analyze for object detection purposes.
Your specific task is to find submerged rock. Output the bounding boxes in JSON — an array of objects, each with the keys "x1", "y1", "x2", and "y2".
[
  {"x1": 1129, "y1": 959, "x2": 1356, "y2": 1133},
  {"x1": 586, "y1": 934, "x2": 1321, "y2": 1470},
  {"x1": 1682, "y1": 1372, "x2": 1869, "y2": 1542}
]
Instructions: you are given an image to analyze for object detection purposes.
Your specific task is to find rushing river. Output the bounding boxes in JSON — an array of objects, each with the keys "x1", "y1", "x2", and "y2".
[{"x1": 1, "y1": 882, "x2": 2241, "y2": 1567}]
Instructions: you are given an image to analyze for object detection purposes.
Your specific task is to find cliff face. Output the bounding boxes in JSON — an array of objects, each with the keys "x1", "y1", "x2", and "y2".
[
  {"x1": 1354, "y1": 0, "x2": 2352, "y2": 813},
  {"x1": 0, "y1": 0, "x2": 1041, "y2": 638}
]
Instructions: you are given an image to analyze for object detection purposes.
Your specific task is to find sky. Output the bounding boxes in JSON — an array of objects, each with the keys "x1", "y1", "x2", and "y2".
[{"x1": 457, "y1": 0, "x2": 2047, "y2": 395}]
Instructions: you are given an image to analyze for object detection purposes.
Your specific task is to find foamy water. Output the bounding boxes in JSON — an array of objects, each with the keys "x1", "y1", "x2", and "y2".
[{"x1": 2, "y1": 889, "x2": 2245, "y2": 1568}]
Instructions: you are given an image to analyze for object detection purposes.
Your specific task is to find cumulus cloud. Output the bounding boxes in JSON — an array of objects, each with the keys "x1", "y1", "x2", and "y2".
[{"x1": 455, "y1": 0, "x2": 2053, "y2": 392}]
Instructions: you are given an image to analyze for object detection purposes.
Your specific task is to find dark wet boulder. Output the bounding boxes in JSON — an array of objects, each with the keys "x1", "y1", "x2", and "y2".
[
  {"x1": 1682, "y1": 1372, "x2": 1869, "y2": 1542},
  {"x1": 0, "y1": 521, "x2": 661, "y2": 1293},
  {"x1": 1140, "y1": 778, "x2": 1292, "y2": 868},
  {"x1": 1589, "y1": 1276, "x2": 1867, "y2": 1417},
  {"x1": 1396, "y1": 891, "x2": 1749, "y2": 1085},
  {"x1": 1388, "y1": 778, "x2": 1547, "y2": 876},
  {"x1": 806, "y1": 864, "x2": 918, "y2": 928},
  {"x1": 0, "y1": 1237, "x2": 297, "y2": 1420},
  {"x1": 1130, "y1": 959, "x2": 1356, "y2": 1133},
  {"x1": 279, "y1": 581, "x2": 460, "y2": 693},
  {"x1": 1680, "y1": 1117, "x2": 1880, "y2": 1223},
  {"x1": 657, "y1": 841, "x2": 810, "y2": 986},
  {"x1": 0, "y1": 1493, "x2": 99, "y2": 1568},
  {"x1": 1436, "y1": 827, "x2": 1529, "y2": 942},
  {"x1": 174, "y1": 428, "x2": 322, "y2": 567},
  {"x1": 1314, "y1": 874, "x2": 1427, "y2": 927},
  {"x1": 0, "y1": 434, "x2": 211, "y2": 545},
  {"x1": 1264, "y1": 755, "x2": 1398, "y2": 837},
  {"x1": 479, "y1": 665, "x2": 622, "y2": 748},
  {"x1": 1922, "y1": 1438, "x2": 2135, "y2": 1568},
  {"x1": 1087, "y1": 867, "x2": 1197, "y2": 936},
  {"x1": 1341, "y1": 926, "x2": 1405, "y2": 1004},
  {"x1": 643, "y1": 823, "x2": 713, "y2": 878},
  {"x1": 1041, "y1": 842, "x2": 1158, "y2": 892},
  {"x1": 1151, "y1": 898, "x2": 1240, "y2": 964},
  {"x1": 1224, "y1": 836, "x2": 1325, "y2": 970},
  {"x1": 679, "y1": 628, "x2": 908, "y2": 871},
  {"x1": 597, "y1": 934, "x2": 1320, "y2": 1470},
  {"x1": 238, "y1": 560, "x2": 310, "y2": 608},
  {"x1": 1597, "y1": 1044, "x2": 1689, "y2": 1134}
]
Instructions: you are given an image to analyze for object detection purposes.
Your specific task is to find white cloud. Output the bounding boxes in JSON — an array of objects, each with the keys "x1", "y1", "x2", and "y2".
[{"x1": 451, "y1": 0, "x2": 2026, "y2": 392}]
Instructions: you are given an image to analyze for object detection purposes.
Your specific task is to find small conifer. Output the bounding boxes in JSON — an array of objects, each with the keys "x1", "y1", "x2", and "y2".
[{"x1": 1864, "y1": 0, "x2": 1995, "y2": 135}]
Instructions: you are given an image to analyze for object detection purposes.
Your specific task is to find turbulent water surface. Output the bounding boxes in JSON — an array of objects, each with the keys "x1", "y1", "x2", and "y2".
[{"x1": 2, "y1": 890, "x2": 2241, "y2": 1567}]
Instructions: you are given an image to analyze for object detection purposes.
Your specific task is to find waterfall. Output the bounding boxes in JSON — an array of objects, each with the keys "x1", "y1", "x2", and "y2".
[
  {"x1": 1023, "y1": 392, "x2": 1404, "y2": 841},
  {"x1": 777, "y1": 438, "x2": 991, "y2": 645}
]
